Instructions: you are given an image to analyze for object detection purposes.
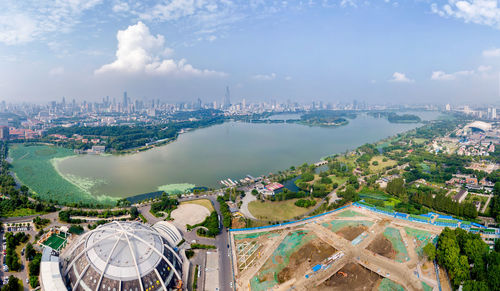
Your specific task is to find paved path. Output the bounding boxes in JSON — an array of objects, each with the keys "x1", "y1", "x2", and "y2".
[
  {"x1": 481, "y1": 194, "x2": 493, "y2": 213},
  {"x1": 239, "y1": 191, "x2": 257, "y2": 220}
]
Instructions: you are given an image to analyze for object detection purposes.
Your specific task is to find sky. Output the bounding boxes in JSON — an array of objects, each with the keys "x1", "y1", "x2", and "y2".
[{"x1": 0, "y1": 0, "x2": 500, "y2": 105}]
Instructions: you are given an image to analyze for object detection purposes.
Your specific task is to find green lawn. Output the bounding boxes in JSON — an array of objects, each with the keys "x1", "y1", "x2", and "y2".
[
  {"x1": 329, "y1": 176, "x2": 348, "y2": 185},
  {"x1": 248, "y1": 199, "x2": 318, "y2": 221},
  {"x1": 3, "y1": 208, "x2": 47, "y2": 217},
  {"x1": 412, "y1": 138, "x2": 428, "y2": 145},
  {"x1": 369, "y1": 155, "x2": 397, "y2": 173}
]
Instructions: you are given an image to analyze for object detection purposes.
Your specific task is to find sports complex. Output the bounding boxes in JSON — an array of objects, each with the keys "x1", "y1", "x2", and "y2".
[{"x1": 229, "y1": 201, "x2": 500, "y2": 291}]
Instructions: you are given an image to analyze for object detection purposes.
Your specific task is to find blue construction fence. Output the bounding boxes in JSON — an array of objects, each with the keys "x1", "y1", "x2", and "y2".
[
  {"x1": 229, "y1": 200, "x2": 498, "y2": 237},
  {"x1": 229, "y1": 205, "x2": 349, "y2": 232},
  {"x1": 352, "y1": 201, "x2": 493, "y2": 232}
]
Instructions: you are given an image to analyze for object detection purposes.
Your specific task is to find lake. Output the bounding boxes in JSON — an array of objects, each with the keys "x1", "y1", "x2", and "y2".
[{"x1": 47, "y1": 111, "x2": 443, "y2": 199}]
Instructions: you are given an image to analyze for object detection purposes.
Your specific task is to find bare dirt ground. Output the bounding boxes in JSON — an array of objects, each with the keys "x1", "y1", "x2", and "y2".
[
  {"x1": 366, "y1": 234, "x2": 396, "y2": 260},
  {"x1": 316, "y1": 262, "x2": 383, "y2": 291},
  {"x1": 277, "y1": 238, "x2": 336, "y2": 284},
  {"x1": 171, "y1": 204, "x2": 209, "y2": 229},
  {"x1": 336, "y1": 225, "x2": 368, "y2": 241},
  {"x1": 421, "y1": 261, "x2": 435, "y2": 279}
]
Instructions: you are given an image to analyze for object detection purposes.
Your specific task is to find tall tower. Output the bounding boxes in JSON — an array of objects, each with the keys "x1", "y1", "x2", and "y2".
[
  {"x1": 224, "y1": 86, "x2": 231, "y2": 109},
  {"x1": 123, "y1": 91, "x2": 128, "y2": 108},
  {"x1": 492, "y1": 108, "x2": 497, "y2": 119}
]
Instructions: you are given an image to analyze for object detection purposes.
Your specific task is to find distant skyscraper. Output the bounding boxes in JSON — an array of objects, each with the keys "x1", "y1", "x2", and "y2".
[
  {"x1": 492, "y1": 108, "x2": 497, "y2": 119},
  {"x1": 445, "y1": 104, "x2": 451, "y2": 111},
  {"x1": 123, "y1": 91, "x2": 128, "y2": 107},
  {"x1": 224, "y1": 86, "x2": 231, "y2": 109},
  {"x1": 0, "y1": 126, "x2": 9, "y2": 140}
]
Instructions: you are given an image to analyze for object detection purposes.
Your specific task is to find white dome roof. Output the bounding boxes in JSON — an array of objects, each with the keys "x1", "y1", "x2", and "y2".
[{"x1": 63, "y1": 221, "x2": 183, "y2": 291}]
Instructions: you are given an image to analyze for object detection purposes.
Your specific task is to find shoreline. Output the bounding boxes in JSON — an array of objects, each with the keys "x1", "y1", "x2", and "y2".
[{"x1": 8, "y1": 113, "x2": 441, "y2": 205}]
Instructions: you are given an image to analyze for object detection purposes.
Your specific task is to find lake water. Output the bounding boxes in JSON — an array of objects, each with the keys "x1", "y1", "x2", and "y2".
[{"x1": 52, "y1": 111, "x2": 443, "y2": 198}]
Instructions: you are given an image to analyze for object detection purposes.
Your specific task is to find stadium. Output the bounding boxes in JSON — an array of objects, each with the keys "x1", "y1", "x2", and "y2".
[{"x1": 40, "y1": 221, "x2": 185, "y2": 291}]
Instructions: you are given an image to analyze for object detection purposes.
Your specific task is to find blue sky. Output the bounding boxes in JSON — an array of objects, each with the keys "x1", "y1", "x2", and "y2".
[{"x1": 0, "y1": 0, "x2": 499, "y2": 104}]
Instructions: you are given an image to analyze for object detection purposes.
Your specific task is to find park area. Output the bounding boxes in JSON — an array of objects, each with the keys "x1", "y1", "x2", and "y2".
[
  {"x1": 369, "y1": 156, "x2": 397, "y2": 173},
  {"x1": 248, "y1": 198, "x2": 319, "y2": 221}
]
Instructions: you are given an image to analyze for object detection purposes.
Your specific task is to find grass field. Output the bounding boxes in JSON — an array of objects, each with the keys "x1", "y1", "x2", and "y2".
[
  {"x1": 336, "y1": 156, "x2": 357, "y2": 169},
  {"x1": 9, "y1": 144, "x2": 116, "y2": 205},
  {"x1": 180, "y1": 199, "x2": 214, "y2": 212},
  {"x1": 329, "y1": 176, "x2": 348, "y2": 185},
  {"x1": 464, "y1": 194, "x2": 489, "y2": 212},
  {"x1": 4, "y1": 208, "x2": 47, "y2": 217},
  {"x1": 359, "y1": 192, "x2": 401, "y2": 209},
  {"x1": 412, "y1": 138, "x2": 428, "y2": 145},
  {"x1": 248, "y1": 199, "x2": 318, "y2": 221},
  {"x1": 369, "y1": 156, "x2": 397, "y2": 173},
  {"x1": 42, "y1": 233, "x2": 67, "y2": 250}
]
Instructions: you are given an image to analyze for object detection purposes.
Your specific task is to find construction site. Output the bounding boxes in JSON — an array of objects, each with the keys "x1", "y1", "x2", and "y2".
[{"x1": 230, "y1": 205, "x2": 445, "y2": 291}]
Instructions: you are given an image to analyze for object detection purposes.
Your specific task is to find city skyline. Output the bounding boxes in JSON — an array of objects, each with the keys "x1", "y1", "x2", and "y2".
[{"x1": 1, "y1": 1, "x2": 500, "y2": 104}]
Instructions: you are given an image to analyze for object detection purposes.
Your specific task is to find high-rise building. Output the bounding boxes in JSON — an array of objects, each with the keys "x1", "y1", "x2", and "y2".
[
  {"x1": 0, "y1": 126, "x2": 9, "y2": 140},
  {"x1": 445, "y1": 104, "x2": 451, "y2": 111},
  {"x1": 123, "y1": 91, "x2": 128, "y2": 108},
  {"x1": 492, "y1": 108, "x2": 497, "y2": 119},
  {"x1": 224, "y1": 86, "x2": 231, "y2": 109}
]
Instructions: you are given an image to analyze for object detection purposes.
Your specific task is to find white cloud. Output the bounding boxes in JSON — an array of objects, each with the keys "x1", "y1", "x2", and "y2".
[
  {"x1": 431, "y1": 69, "x2": 474, "y2": 80},
  {"x1": 49, "y1": 66, "x2": 64, "y2": 76},
  {"x1": 340, "y1": 0, "x2": 358, "y2": 8},
  {"x1": 431, "y1": 0, "x2": 500, "y2": 29},
  {"x1": 285, "y1": 76, "x2": 292, "y2": 81},
  {"x1": 95, "y1": 22, "x2": 226, "y2": 77},
  {"x1": 478, "y1": 65, "x2": 492, "y2": 72},
  {"x1": 252, "y1": 73, "x2": 277, "y2": 81},
  {"x1": 389, "y1": 72, "x2": 413, "y2": 83},
  {"x1": 0, "y1": 0, "x2": 103, "y2": 45},
  {"x1": 112, "y1": 1, "x2": 129, "y2": 13},
  {"x1": 483, "y1": 47, "x2": 500, "y2": 57},
  {"x1": 431, "y1": 66, "x2": 491, "y2": 80}
]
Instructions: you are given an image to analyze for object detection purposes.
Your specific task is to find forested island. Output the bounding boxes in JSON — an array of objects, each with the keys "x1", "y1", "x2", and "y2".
[
  {"x1": 298, "y1": 110, "x2": 355, "y2": 127},
  {"x1": 368, "y1": 111, "x2": 422, "y2": 123}
]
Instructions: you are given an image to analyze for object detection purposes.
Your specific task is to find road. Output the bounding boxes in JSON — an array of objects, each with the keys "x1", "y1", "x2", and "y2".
[{"x1": 175, "y1": 193, "x2": 234, "y2": 291}]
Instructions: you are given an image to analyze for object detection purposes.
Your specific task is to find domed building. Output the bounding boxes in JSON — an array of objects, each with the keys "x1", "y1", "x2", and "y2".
[{"x1": 42, "y1": 221, "x2": 185, "y2": 291}]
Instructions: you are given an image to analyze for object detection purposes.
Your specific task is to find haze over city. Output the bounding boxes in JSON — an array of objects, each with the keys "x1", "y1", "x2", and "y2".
[{"x1": 1, "y1": 0, "x2": 500, "y2": 103}]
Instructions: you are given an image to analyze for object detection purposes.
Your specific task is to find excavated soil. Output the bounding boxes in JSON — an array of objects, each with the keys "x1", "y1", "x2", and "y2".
[
  {"x1": 366, "y1": 234, "x2": 396, "y2": 260},
  {"x1": 316, "y1": 262, "x2": 383, "y2": 290},
  {"x1": 277, "y1": 239, "x2": 336, "y2": 284},
  {"x1": 336, "y1": 225, "x2": 368, "y2": 241}
]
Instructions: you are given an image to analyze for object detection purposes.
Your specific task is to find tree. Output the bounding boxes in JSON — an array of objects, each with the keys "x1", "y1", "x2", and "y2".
[
  {"x1": 129, "y1": 206, "x2": 139, "y2": 219},
  {"x1": 1, "y1": 276, "x2": 20, "y2": 291},
  {"x1": 386, "y1": 178, "x2": 406, "y2": 197},
  {"x1": 25, "y1": 243, "x2": 35, "y2": 261},
  {"x1": 423, "y1": 243, "x2": 436, "y2": 261}
]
